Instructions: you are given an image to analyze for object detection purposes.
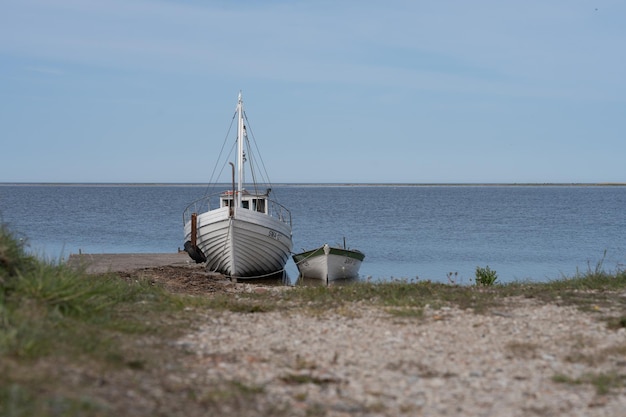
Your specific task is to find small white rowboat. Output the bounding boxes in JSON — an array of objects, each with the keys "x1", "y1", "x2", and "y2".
[{"x1": 292, "y1": 243, "x2": 365, "y2": 282}]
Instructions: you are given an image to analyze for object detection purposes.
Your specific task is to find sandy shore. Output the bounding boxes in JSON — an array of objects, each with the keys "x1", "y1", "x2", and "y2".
[{"x1": 67, "y1": 252, "x2": 192, "y2": 274}]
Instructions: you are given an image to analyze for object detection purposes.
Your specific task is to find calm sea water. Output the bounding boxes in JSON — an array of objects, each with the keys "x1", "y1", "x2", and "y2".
[{"x1": 1, "y1": 184, "x2": 625, "y2": 284}]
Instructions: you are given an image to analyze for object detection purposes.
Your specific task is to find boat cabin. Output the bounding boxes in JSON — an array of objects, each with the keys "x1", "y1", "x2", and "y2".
[{"x1": 220, "y1": 189, "x2": 268, "y2": 214}]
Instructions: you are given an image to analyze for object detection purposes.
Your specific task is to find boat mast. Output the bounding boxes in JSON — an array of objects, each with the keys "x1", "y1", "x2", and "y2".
[{"x1": 236, "y1": 91, "x2": 245, "y2": 208}]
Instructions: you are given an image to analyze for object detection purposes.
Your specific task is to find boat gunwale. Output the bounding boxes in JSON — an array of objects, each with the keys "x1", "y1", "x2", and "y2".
[{"x1": 293, "y1": 245, "x2": 365, "y2": 263}]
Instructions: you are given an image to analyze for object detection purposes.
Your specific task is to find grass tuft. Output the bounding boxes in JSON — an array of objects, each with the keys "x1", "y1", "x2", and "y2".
[
  {"x1": 553, "y1": 372, "x2": 626, "y2": 395},
  {"x1": 1, "y1": 225, "x2": 36, "y2": 281},
  {"x1": 0, "y1": 224, "x2": 185, "y2": 362}
]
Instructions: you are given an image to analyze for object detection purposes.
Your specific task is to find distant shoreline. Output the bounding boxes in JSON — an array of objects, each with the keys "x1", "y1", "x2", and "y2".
[{"x1": 1, "y1": 182, "x2": 625, "y2": 187}]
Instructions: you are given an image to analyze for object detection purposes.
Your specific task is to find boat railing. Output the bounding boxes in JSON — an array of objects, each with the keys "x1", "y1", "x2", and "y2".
[
  {"x1": 182, "y1": 193, "x2": 217, "y2": 224},
  {"x1": 268, "y1": 199, "x2": 292, "y2": 228},
  {"x1": 182, "y1": 192, "x2": 292, "y2": 228}
]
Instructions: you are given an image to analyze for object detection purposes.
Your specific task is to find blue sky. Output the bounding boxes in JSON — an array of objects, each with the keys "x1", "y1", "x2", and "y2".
[{"x1": 1, "y1": 0, "x2": 625, "y2": 183}]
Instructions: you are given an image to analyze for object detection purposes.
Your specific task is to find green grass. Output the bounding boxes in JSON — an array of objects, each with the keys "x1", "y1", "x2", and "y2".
[
  {"x1": 1, "y1": 225, "x2": 197, "y2": 416},
  {"x1": 1, "y1": 259, "x2": 182, "y2": 360}
]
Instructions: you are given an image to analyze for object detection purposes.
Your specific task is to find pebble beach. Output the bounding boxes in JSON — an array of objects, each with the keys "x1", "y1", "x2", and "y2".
[{"x1": 178, "y1": 291, "x2": 626, "y2": 416}]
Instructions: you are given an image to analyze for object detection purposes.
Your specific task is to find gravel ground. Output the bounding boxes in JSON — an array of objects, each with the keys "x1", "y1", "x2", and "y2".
[{"x1": 178, "y1": 289, "x2": 626, "y2": 416}]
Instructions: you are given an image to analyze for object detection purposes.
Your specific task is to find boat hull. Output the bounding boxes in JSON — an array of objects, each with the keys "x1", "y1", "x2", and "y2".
[
  {"x1": 184, "y1": 206, "x2": 292, "y2": 279},
  {"x1": 293, "y1": 245, "x2": 364, "y2": 282}
]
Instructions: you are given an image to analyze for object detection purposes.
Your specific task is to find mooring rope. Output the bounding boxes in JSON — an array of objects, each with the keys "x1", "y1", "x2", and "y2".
[
  {"x1": 220, "y1": 266, "x2": 289, "y2": 281},
  {"x1": 291, "y1": 248, "x2": 321, "y2": 266}
]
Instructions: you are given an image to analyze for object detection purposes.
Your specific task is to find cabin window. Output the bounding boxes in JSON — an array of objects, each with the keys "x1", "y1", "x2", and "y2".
[
  {"x1": 253, "y1": 199, "x2": 266, "y2": 213},
  {"x1": 242, "y1": 200, "x2": 250, "y2": 209},
  {"x1": 222, "y1": 199, "x2": 233, "y2": 208}
]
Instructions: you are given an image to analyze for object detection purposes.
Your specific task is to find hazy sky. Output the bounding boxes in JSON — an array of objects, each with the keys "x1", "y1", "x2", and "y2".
[{"x1": 1, "y1": 0, "x2": 625, "y2": 183}]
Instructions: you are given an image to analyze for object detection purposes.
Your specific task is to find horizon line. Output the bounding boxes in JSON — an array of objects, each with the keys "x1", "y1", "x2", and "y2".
[{"x1": 2, "y1": 182, "x2": 625, "y2": 187}]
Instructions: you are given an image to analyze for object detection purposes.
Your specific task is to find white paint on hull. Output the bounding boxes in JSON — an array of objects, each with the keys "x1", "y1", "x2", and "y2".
[
  {"x1": 184, "y1": 206, "x2": 292, "y2": 278},
  {"x1": 294, "y1": 245, "x2": 363, "y2": 281}
]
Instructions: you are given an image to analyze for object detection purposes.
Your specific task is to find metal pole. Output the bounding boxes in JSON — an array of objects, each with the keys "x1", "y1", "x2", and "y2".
[{"x1": 229, "y1": 162, "x2": 235, "y2": 217}]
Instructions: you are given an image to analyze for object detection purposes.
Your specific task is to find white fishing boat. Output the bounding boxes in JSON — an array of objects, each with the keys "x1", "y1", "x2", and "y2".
[
  {"x1": 292, "y1": 242, "x2": 365, "y2": 282},
  {"x1": 182, "y1": 92, "x2": 292, "y2": 279}
]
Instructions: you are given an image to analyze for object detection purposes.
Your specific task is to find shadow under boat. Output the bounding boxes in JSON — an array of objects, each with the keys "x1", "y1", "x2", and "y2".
[
  {"x1": 295, "y1": 275, "x2": 361, "y2": 287},
  {"x1": 229, "y1": 270, "x2": 291, "y2": 286}
]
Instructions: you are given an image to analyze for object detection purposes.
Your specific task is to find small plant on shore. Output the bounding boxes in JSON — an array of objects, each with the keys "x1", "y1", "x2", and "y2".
[
  {"x1": 475, "y1": 265, "x2": 498, "y2": 286},
  {"x1": 446, "y1": 271, "x2": 458, "y2": 285}
]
